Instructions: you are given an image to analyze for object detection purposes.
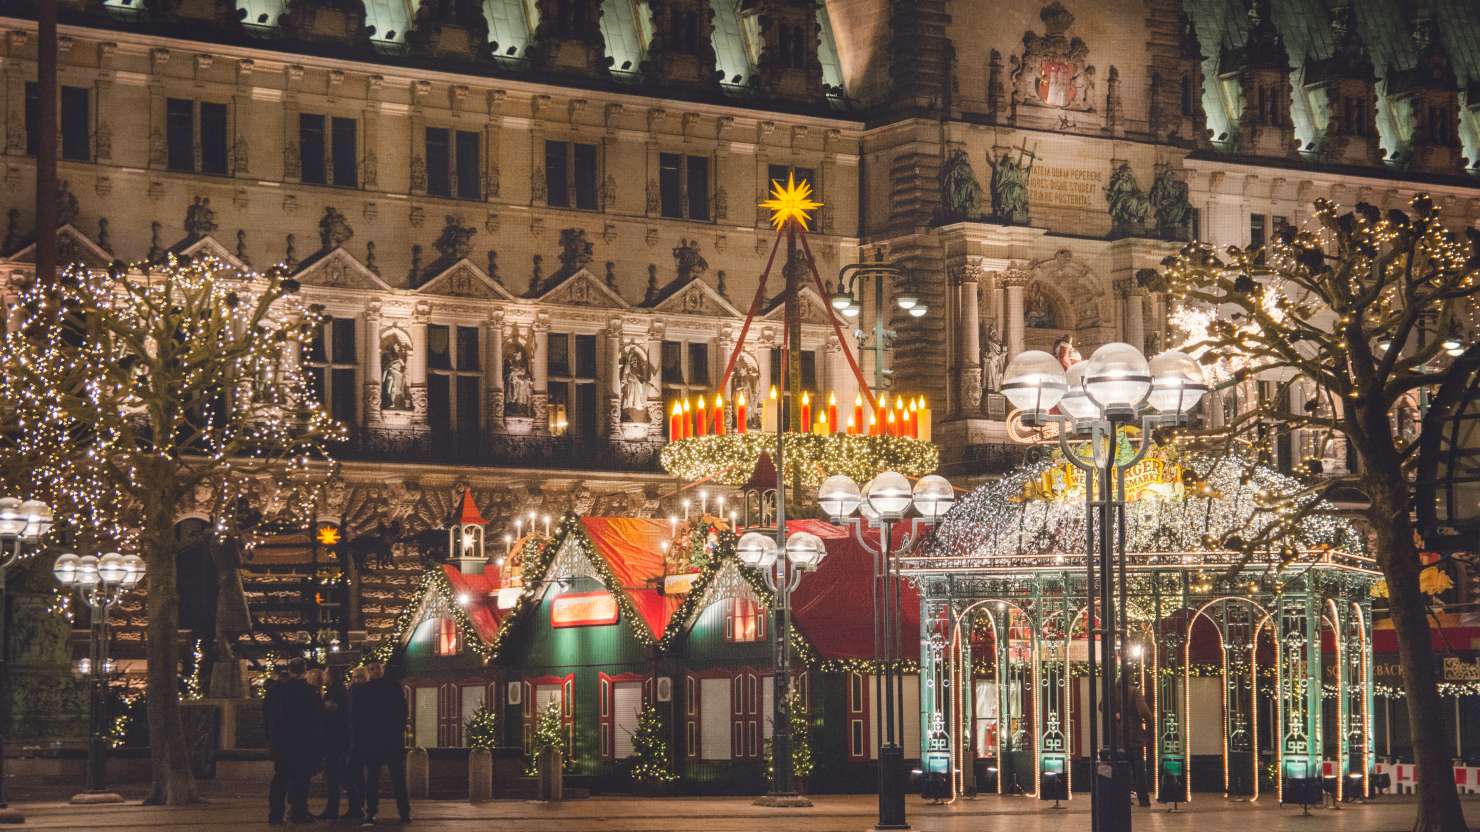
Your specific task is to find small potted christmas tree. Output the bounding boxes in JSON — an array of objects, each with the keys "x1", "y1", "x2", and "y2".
[
  {"x1": 763, "y1": 690, "x2": 813, "y2": 792},
  {"x1": 628, "y1": 704, "x2": 679, "y2": 794},
  {"x1": 530, "y1": 699, "x2": 566, "y2": 800}
]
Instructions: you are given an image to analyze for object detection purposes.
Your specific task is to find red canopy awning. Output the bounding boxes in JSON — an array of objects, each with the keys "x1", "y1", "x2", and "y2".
[{"x1": 788, "y1": 519, "x2": 922, "y2": 661}]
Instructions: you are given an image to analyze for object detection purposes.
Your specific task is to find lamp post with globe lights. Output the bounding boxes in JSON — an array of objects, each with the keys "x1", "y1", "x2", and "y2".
[
  {"x1": 737, "y1": 529, "x2": 827, "y2": 806},
  {"x1": 817, "y1": 471, "x2": 954, "y2": 830},
  {"x1": 1001, "y1": 343, "x2": 1205, "y2": 832},
  {"x1": 0, "y1": 497, "x2": 54, "y2": 822},
  {"x1": 831, "y1": 254, "x2": 927, "y2": 391},
  {"x1": 52, "y1": 551, "x2": 146, "y2": 803}
]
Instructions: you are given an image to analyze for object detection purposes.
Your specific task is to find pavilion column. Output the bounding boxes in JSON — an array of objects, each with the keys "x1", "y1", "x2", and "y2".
[
  {"x1": 532, "y1": 312, "x2": 550, "y2": 434},
  {"x1": 955, "y1": 263, "x2": 982, "y2": 416},
  {"x1": 363, "y1": 302, "x2": 383, "y2": 427},
  {"x1": 1117, "y1": 278, "x2": 1146, "y2": 352},
  {"x1": 1002, "y1": 267, "x2": 1030, "y2": 360},
  {"x1": 491, "y1": 307, "x2": 509, "y2": 429},
  {"x1": 409, "y1": 301, "x2": 430, "y2": 425}
]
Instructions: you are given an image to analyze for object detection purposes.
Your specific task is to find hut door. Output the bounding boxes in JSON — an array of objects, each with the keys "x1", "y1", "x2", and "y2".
[{"x1": 437, "y1": 682, "x2": 461, "y2": 747}]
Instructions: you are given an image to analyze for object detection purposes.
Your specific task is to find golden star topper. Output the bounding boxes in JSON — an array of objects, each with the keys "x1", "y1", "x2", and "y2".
[{"x1": 759, "y1": 171, "x2": 822, "y2": 232}]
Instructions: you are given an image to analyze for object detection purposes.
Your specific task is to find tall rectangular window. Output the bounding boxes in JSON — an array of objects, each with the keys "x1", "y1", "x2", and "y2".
[
  {"x1": 200, "y1": 102, "x2": 228, "y2": 175},
  {"x1": 60, "y1": 86, "x2": 90, "y2": 162},
  {"x1": 426, "y1": 324, "x2": 481, "y2": 436},
  {"x1": 426, "y1": 127, "x2": 452, "y2": 198},
  {"x1": 455, "y1": 130, "x2": 481, "y2": 201},
  {"x1": 659, "y1": 153, "x2": 710, "y2": 220},
  {"x1": 166, "y1": 98, "x2": 195, "y2": 172},
  {"x1": 545, "y1": 141, "x2": 598, "y2": 209},
  {"x1": 303, "y1": 317, "x2": 358, "y2": 426},
  {"x1": 299, "y1": 114, "x2": 327, "y2": 185},
  {"x1": 769, "y1": 349, "x2": 818, "y2": 391},
  {"x1": 548, "y1": 333, "x2": 598, "y2": 437},
  {"x1": 1249, "y1": 213, "x2": 1267, "y2": 249},
  {"x1": 768, "y1": 164, "x2": 815, "y2": 193},
  {"x1": 332, "y1": 117, "x2": 358, "y2": 187},
  {"x1": 662, "y1": 340, "x2": 711, "y2": 437}
]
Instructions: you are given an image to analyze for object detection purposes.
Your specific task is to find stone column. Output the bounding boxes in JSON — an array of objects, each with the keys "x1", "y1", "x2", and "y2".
[
  {"x1": 756, "y1": 327, "x2": 775, "y2": 402},
  {"x1": 409, "y1": 301, "x2": 430, "y2": 426},
  {"x1": 647, "y1": 321, "x2": 665, "y2": 438},
  {"x1": 1002, "y1": 267, "x2": 1030, "y2": 360},
  {"x1": 364, "y1": 302, "x2": 383, "y2": 427},
  {"x1": 956, "y1": 263, "x2": 983, "y2": 416},
  {"x1": 532, "y1": 312, "x2": 550, "y2": 434},
  {"x1": 607, "y1": 318, "x2": 625, "y2": 439},
  {"x1": 487, "y1": 310, "x2": 505, "y2": 432},
  {"x1": 1117, "y1": 277, "x2": 1145, "y2": 353}
]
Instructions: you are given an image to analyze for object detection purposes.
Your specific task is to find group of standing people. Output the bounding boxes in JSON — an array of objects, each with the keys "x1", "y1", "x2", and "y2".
[{"x1": 265, "y1": 657, "x2": 413, "y2": 826}]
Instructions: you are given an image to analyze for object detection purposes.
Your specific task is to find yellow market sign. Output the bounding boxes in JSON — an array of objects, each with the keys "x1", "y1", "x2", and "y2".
[{"x1": 1025, "y1": 456, "x2": 1185, "y2": 503}]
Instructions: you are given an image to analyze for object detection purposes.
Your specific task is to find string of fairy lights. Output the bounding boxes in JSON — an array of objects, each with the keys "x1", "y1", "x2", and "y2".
[{"x1": 659, "y1": 432, "x2": 939, "y2": 488}]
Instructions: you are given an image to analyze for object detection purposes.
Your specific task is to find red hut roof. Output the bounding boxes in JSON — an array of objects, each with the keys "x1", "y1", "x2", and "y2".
[
  {"x1": 454, "y1": 489, "x2": 487, "y2": 527},
  {"x1": 441, "y1": 563, "x2": 504, "y2": 643},
  {"x1": 579, "y1": 516, "x2": 685, "y2": 639},
  {"x1": 788, "y1": 518, "x2": 922, "y2": 661}
]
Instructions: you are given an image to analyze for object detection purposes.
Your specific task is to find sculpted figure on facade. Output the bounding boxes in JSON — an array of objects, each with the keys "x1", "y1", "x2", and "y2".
[
  {"x1": 1149, "y1": 162, "x2": 1193, "y2": 241},
  {"x1": 1104, "y1": 161, "x2": 1149, "y2": 235},
  {"x1": 731, "y1": 354, "x2": 761, "y2": 429},
  {"x1": 988, "y1": 145, "x2": 1033, "y2": 225},
  {"x1": 318, "y1": 206, "x2": 354, "y2": 250},
  {"x1": 619, "y1": 344, "x2": 653, "y2": 422},
  {"x1": 673, "y1": 237, "x2": 708, "y2": 281},
  {"x1": 434, "y1": 215, "x2": 476, "y2": 261},
  {"x1": 1025, "y1": 283, "x2": 1059, "y2": 329},
  {"x1": 1052, "y1": 333, "x2": 1082, "y2": 369},
  {"x1": 503, "y1": 326, "x2": 536, "y2": 418},
  {"x1": 380, "y1": 330, "x2": 413, "y2": 411},
  {"x1": 184, "y1": 195, "x2": 218, "y2": 240},
  {"x1": 559, "y1": 227, "x2": 594, "y2": 273},
  {"x1": 982, "y1": 321, "x2": 1008, "y2": 394},
  {"x1": 939, "y1": 147, "x2": 982, "y2": 222}
]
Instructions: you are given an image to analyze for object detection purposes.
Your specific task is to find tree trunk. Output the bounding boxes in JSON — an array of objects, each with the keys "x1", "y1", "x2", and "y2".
[
  {"x1": 1371, "y1": 487, "x2": 1467, "y2": 832},
  {"x1": 142, "y1": 505, "x2": 201, "y2": 805}
]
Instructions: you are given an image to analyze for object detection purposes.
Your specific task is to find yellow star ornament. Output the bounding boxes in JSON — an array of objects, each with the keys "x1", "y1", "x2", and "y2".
[{"x1": 759, "y1": 171, "x2": 823, "y2": 232}]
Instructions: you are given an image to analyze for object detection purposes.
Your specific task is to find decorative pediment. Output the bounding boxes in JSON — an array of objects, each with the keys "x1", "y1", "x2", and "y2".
[
  {"x1": 762, "y1": 285, "x2": 834, "y2": 327},
  {"x1": 2, "y1": 224, "x2": 113, "y2": 270},
  {"x1": 650, "y1": 278, "x2": 741, "y2": 318},
  {"x1": 294, "y1": 246, "x2": 391, "y2": 291},
  {"x1": 415, "y1": 258, "x2": 514, "y2": 300},
  {"x1": 173, "y1": 234, "x2": 249, "y2": 272},
  {"x1": 538, "y1": 267, "x2": 629, "y2": 309},
  {"x1": 681, "y1": 561, "x2": 764, "y2": 631}
]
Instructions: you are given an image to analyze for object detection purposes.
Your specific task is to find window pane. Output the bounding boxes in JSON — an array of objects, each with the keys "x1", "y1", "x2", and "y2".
[
  {"x1": 331, "y1": 318, "x2": 356, "y2": 363},
  {"x1": 1249, "y1": 213, "x2": 1266, "y2": 248},
  {"x1": 794, "y1": 167, "x2": 816, "y2": 191},
  {"x1": 662, "y1": 341, "x2": 684, "y2": 385},
  {"x1": 427, "y1": 374, "x2": 450, "y2": 433},
  {"x1": 24, "y1": 82, "x2": 37, "y2": 157},
  {"x1": 456, "y1": 130, "x2": 481, "y2": 200},
  {"x1": 426, "y1": 128, "x2": 451, "y2": 197},
  {"x1": 332, "y1": 117, "x2": 358, "y2": 187},
  {"x1": 659, "y1": 153, "x2": 683, "y2": 218},
  {"x1": 456, "y1": 376, "x2": 480, "y2": 435},
  {"x1": 456, "y1": 326, "x2": 480, "y2": 371},
  {"x1": 299, "y1": 114, "x2": 327, "y2": 185},
  {"x1": 200, "y1": 102, "x2": 229, "y2": 175},
  {"x1": 547, "y1": 333, "x2": 571, "y2": 378},
  {"x1": 60, "y1": 86, "x2": 90, "y2": 162},
  {"x1": 304, "y1": 366, "x2": 325, "y2": 408},
  {"x1": 545, "y1": 140, "x2": 569, "y2": 207},
  {"x1": 331, "y1": 368, "x2": 356, "y2": 425},
  {"x1": 575, "y1": 334, "x2": 597, "y2": 379},
  {"x1": 688, "y1": 343, "x2": 710, "y2": 386},
  {"x1": 166, "y1": 98, "x2": 195, "y2": 172},
  {"x1": 769, "y1": 349, "x2": 781, "y2": 390},
  {"x1": 573, "y1": 143, "x2": 597, "y2": 210},
  {"x1": 767, "y1": 164, "x2": 788, "y2": 187},
  {"x1": 548, "y1": 382, "x2": 569, "y2": 427},
  {"x1": 687, "y1": 155, "x2": 710, "y2": 220},
  {"x1": 306, "y1": 323, "x2": 328, "y2": 363},
  {"x1": 576, "y1": 382, "x2": 597, "y2": 437},
  {"x1": 801, "y1": 350, "x2": 817, "y2": 389},
  {"x1": 427, "y1": 324, "x2": 451, "y2": 370}
]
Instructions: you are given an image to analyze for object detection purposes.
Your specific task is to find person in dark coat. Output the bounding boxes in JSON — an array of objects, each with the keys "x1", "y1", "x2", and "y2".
[
  {"x1": 1124, "y1": 679, "x2": 1155, "y2": 807},
  {"x1": 352, "y1": 661, "x2": 411, "y2": 825},
  {"x1": 319, "y1": 667, "x2": 362, "y2": 820},
  {"x1": 265, "y1": 657, "x2": 323, "y2": 824}
]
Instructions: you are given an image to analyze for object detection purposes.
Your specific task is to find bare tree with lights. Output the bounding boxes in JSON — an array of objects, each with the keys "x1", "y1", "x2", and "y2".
[
  {"x1": 1163, "y1": 195, "x2": 1478, "y2": 832},
  {"x1": 0, "y1": 255, "x2": 343, "y2": 805}
]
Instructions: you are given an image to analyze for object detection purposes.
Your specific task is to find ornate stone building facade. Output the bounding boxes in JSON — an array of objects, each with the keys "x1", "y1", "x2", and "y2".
[{"x1": 0, "y1": 0, "x2": 1477, "y2": 651}]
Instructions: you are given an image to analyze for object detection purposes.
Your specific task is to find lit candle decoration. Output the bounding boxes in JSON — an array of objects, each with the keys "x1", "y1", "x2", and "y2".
[
  {"x1": 695, "y1": 395, "x2": 707, "y2": 437},
  {"x1": 700, "y1": 490, "x2": 709, "y2": 516},
  {"x1": 909, "y1": 396, "x2": 919, "y2": 438},
  {"x1": 763, "y1": 385, "x2": 779, "y2": 433},
  {"x1": 919, "y1": 395, "x2": 932, "y2": 442},
  {"x1": 515, "y1": 517, "x2": 523, "y2": 540},
  {"x1": 669, "y1": 514, "x2": 677, "y2": 539},
  {"x1": 716, "y1": 495, "x2": 726, "y2": 516},
  {"x1": 682, "y1": 398, "x2": 692, "y2": 439},
  {"x1": 728, "y1": 510, "x2": 737, "y2": 529},
  {"x1": 853, "y1": 393, "x2": 865, "y2": 434},
  {"x1": 682, "y1": 498, "x2": 691, "y2": 520},
  {"x1": 886, "y1": 407, "x2": 897, "y2": 436},
  {"x1": 894, "y1": 396, "x2": 906, "y2": 436},
  {"x1": 815, "y1": 412, "x2": 828, "y2": 435},
  {"x1": 876, "y1": 392, "x2": 888, "y2": 435},
  {"x1": 827, "y1": 391, "x2": 838, "y2": 433},
  {"x1": 713, "y1": 394, "x2": 724, "y2": 436},
  {"x1": 542, "y1": 514, "x2": 551, "y2": 537},
  {"x1": 846, "y1": 414, "x2": 856, "y2": 435},
  {"x1": 669, "y1": 400, "x2": 682, "y2": 440},
  {"x1": 800, "y1": 391, "x2": 811, "y2": 431},
  {"x1": 736, "y1": 392, "x2": 748, "y2": 434},
  {"x1": 503, "y1": 533, "x2": 512, "y2": 560},
  {"x1": 868, "y1": 412, "x2": 879, "y2": 436}
]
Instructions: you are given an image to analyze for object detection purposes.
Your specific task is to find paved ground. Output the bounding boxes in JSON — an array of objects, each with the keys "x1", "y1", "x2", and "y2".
[{"x1": 4, "y1": 793, "x2": 1471, "y2": 832}]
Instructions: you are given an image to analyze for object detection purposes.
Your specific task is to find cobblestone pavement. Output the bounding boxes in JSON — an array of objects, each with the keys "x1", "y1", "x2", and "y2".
[{"x1": 5, "y1": 793, "x2": 1467, "y2": 832}]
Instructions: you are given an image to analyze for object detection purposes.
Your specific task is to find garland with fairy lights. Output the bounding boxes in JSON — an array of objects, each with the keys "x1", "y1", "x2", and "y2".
[{"x1": 660, "y1": 433, "x2": 939, "y2": 488}]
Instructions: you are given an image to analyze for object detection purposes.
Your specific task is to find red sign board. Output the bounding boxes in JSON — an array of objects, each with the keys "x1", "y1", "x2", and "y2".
[{"x1": 551, "y1": 590, "x2": 620, "y2": 628}]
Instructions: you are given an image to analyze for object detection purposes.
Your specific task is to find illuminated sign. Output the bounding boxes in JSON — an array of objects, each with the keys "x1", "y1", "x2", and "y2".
[
  {"x1": 1023, "y1": 456, "x2": 1184, "y2": 503},
  {"x1": 663, "y1": 573, "x2": 700, "y2": 595},
  {"x1": 317, "y1": 526, "x2": 341, "y2": 546},
  {"x1": 551, "y1": 591, "x2": 619, "y2": 628}
]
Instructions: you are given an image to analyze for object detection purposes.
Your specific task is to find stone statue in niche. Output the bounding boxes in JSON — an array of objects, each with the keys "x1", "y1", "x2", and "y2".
[
  {"x1": 318, "y1": 206, "x2": 354, "y2": 251},
  {"x1": 731, "y1": 354, "x2": 761, "y2": 429},
  {"x1": 939, "y1": 147, "x2": 982, "y2": 222},
  {"x1": 982, "y1": 321, "x2": 1007, "y2": 394},
  {"x1": 618, "y1": 344, "x2": 653, "y2": 422},
  {"x1": 503, "y1": 326, "x2": 536, "y2": 418},
  {"x1": 380, "y1": 330, "x2": 414, "y2": 411},
  {"x1": 988, "y1": 144, "x2": 1033, "y2": 225},
  {"x1": 1010, "y1": 2, "x2": 1094, "y2": 112},
  {"x1": 1104, "y1": 161, "x2": 1149, "y2": 236},
  {"x1": 1024, "y1": 283, "x2": 1058, "y2": 329},
  {"x1": 673, "y1": 238, "x2": 708, "y2": 282},
  {"x1": 1148, "y1": 162, "x2": 1193, "y2": 242}
]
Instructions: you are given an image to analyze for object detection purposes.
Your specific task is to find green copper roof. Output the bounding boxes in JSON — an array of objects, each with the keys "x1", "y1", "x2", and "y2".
[
  {"x1": 363, "y1": 0, "x2": 412, "y2": 44},
  {"x1": 484, "y1": 0, "x2": 534, "y2": 58}
]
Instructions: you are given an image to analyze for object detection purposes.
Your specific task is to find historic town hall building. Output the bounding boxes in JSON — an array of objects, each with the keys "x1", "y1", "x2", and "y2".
[{"x1": 0, "y1": 0, "x2": 1477, "y2": 765}]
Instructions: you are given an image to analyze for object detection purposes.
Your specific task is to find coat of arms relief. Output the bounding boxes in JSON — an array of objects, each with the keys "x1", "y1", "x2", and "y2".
[{"x1": 1010, "y1": 2, "x2": 1097, "y2": 127}]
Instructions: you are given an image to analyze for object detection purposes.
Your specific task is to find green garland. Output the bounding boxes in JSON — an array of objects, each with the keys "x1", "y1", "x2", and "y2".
[
  {"x1": 660, "y1": 433, "x2": 940, "y2": 487},
  {"x1": 629, "y1": 703, "x2": 679, "y2": 784}
]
